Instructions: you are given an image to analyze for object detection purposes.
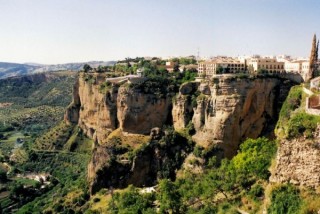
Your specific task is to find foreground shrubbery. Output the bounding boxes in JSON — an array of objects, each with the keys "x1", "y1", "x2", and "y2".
[
  {"x1": 268, "y1": 184, "x2": 301, "y2": 214},
  {"x1": 105, "y1": 137, "x2": 276, "y2": 213}
]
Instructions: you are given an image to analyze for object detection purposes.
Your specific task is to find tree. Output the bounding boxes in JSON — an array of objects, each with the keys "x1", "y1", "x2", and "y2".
[
  {"x1": 157, "y1": 179, "x2": 182, "y2": 214},
  {"x1": 83, "y1": 64, "x2": 92, "y2": 73},
  {"x1": 216, "y1": 66, "x2": 224, "y2": 74},
  {"x1": 107, "y1": 185, "x2": 155, "y2": 213},
  {"x1": 308, "y1": 34, "x2": 319, "y2": 80},
  {"x1": 0, "y1": 169, "x2": 7, "y2": 182},
  {"x1": 232, "y1": 137, "x2": 276, "y2": 180}
]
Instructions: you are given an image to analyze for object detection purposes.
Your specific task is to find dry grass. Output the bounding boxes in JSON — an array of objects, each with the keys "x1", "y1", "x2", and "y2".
[
  {"x1": 105, "y1": 128, "x2": 150, "y2": 149},
  {"x1": 299, "y1": 188, "x2": 320, "y2": 213},
  {"x1": 88, "y1": 188, "x2": 127, "y2": 213}
]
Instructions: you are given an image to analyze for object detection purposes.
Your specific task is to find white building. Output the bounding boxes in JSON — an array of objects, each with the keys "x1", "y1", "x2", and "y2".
[
  {"x1": 198, "y1": 57, "x2": 246, "y2": 78},
  {"x1": 246, "y1": 57, "x2": 285, "y2": 73}
]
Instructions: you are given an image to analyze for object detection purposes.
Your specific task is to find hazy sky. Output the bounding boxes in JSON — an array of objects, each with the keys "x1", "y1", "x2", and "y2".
[{"x1": 0, "y1": 0, "x2": 319, "y2": 64}]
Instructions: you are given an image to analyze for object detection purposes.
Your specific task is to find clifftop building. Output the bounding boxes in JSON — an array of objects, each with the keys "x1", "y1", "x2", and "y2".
[
  {"x1": 198, "y1": 57, "x2": 246, "y2": 78},
  {"x1": 246, "y1": 57, "x2": 285, "y2": 73},
  {"x1": 198, "y1": 55, "x2": 310, "y2": 80}
]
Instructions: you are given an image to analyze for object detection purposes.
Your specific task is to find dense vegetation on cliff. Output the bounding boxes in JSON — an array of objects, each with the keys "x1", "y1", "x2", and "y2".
[{"x1": 99, "y1": 137, "x2": 276, "y2": 214}]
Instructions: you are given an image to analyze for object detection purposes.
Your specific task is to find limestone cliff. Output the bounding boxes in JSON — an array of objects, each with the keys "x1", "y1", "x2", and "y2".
[
  {"x1": 65, "y1": 73, "x2": 172, "y2": 143},
  {"x1": 117, "y1": 86, "x2": 172, "y2": 134},
  {"x1": 270, "y1": 85, "x2": 320, "y2": 188},
  {"x1": 172, "y1": 77, "x2": 292, "y2": 158},
  {"x1": 65, "y1": 74, "x2": 177, "y2": 193},
  {"x1": 270, "y1": 138, "x2": 320, "y2": 188},
  {"x1": 66, "y1": 74, "x2": 293, "y2": 193},
  {"x1": 87, "y1": 128, "x2": 191, "y2": 194},
  {"x1": 65, "y1": 73, "x2": 117, "y2": 143}
]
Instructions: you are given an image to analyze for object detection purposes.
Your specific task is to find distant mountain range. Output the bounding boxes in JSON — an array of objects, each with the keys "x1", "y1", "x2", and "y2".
[{"x1": 0, "y1": 61, "x2": 116, "y2": 79}]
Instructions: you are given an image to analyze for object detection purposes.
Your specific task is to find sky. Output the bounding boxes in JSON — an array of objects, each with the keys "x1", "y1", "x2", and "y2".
[{"x1": 0, "y1": 0, "x2": 320, "y2": 64}]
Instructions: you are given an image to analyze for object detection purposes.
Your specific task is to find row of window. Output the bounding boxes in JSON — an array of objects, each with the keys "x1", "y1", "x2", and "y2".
[{"x1": 256, "y1": 64, "x2": 284, "y2": 69}]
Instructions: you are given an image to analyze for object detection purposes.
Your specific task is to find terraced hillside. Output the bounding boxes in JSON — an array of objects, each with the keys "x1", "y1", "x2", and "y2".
[{"x1": 0, "y1": 71, "x2": 77, "y2": 134}]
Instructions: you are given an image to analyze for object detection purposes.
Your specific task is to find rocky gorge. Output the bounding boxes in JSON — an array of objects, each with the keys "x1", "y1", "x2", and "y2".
[{"x1": 65, "y1": 73, "x2": 295, "y2": 193}]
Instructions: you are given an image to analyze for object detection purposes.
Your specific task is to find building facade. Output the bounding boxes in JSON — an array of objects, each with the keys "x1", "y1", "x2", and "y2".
[
  {"x1": 198, "y1": 58, "x2": 246, "y2": 78},
  {"x1": 246, "y1": 57, "x2": 285, "y2": 73},
  {"x1": 198, "y1": 55, "x2": 311, "y2": 80}
]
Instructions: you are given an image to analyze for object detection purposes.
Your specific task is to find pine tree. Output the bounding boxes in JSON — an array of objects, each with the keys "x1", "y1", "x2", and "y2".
[
  {"x1": 308, "y1": 34, "x2": 318, "y2": 79},
  {"x1": 316, "y1": 40, "x2": 319, "y2": 63}
]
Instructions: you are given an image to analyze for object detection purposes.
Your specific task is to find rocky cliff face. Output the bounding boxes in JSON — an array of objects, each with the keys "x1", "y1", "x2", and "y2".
[
  {"x1": 173, "y1": 77, "x2": 291, "y2": 158},
  {"x1": 117, "y1": 86, "x2": 172, "y2": 134},
  {"x1": 87, "y1": 128, "x2": 191, "y2": 194},
  {"x1": 66, "y1": 74, "x2": 293, "y2": 193},
  {"x1": 65, "y1": 73, "x2": 172, "y2": 143},
  {"x1": 65, "y1": 74, "x2": 118, "y2": 143},
  {"x1": 270, "y1": 138, "x2": 320, "y2": 188}
]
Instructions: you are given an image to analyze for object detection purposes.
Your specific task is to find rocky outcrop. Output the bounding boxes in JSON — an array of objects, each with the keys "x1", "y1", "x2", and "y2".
[
  {"x1": 66, "y1": 74, "x2": 294, "y2": 193},
  {"x1": 64, "y1": 78, "x2": 80, "y2": 124},
  {"x1": 172, "y1": 82, "x2": 202, "y2": 130},
  {"x1": 117, "y1": 86, "x2": 172, "y2": 134},
  {"x1": 65, "y1": 73, "x2": 172, "y2": 143},
  {"x1": 77, "y1": 76, "x2": 118, "y2": 143},
  {"x1": 88, "y1": 129, "x2": 192, "y2": 194},
  {"x1": 173, "y1": 77, "x2": 292, "y2": 158},
  {"x1": 270, "y1": 138, "x2": 320, "y2": 188}
]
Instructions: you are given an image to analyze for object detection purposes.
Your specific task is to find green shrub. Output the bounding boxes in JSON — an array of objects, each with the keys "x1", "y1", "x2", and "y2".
[
  {"x1": 276, "y1": 85, "x2": 302, "y2": 138},
  {"x1": 268, "y1": 184, "x2": 301, "y2": 214},
  {"x1": 232, "y1": 137, "x2": 277, "y2": 180},
  {"x1": 287, "y1": 113, "x2": 320, "y2": 139},
  {"x1": 108, "y1": 185, "x2": 155, "y2": 213},
  {"x1": 99, "y1": 81, "x2": 112, "y2": 93},
  {"x1": 193, "y1": 145, "x2": 204, "y2": 158},
  {"x1": 248, "y1": 184, "x2": 264, "y2": 200}
]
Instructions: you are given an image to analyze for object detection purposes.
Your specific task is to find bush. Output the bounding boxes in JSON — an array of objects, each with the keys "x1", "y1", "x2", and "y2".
[
  {"x1": 268, "y1": 184, "x2": 301, "y2": 214},
  {"x1": 193, "y1": 145, "x2": 204, "y2": 158},
  {"x1": 0, "y1": 169, "x2": 7, "y2": 182},
  {"x1": 93, "y1": 197, "x2": 100, "y2": 203},
  {"x1": 248, "y1": 184, "x2": 264, "y2": 199},
  {"x1": 232, "y1": 137, "x2": 277, "y2": 180},
  {"x1": 108, "y1": 185, "x2": 155, "y2": 213},
  {"x1": 287, "y1": 113, "x2": 320, "y2": 139},
  {"x1": 278, "y1": 85, "x2": 302, "y2": 120}
]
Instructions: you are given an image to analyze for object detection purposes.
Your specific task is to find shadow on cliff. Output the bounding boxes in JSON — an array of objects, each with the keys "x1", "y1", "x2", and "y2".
[{"x1": 89, "y1": 127, "x2": 193, "y2": 195}]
